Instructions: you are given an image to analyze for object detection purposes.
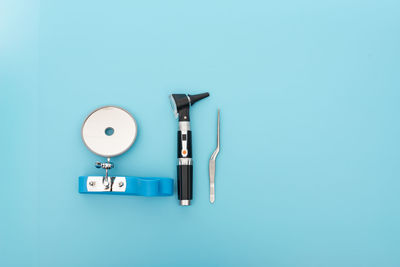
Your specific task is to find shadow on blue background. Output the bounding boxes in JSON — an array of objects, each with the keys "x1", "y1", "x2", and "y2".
[{"x1": 1, "y1": 0, "x2": 400, "y2": 266}]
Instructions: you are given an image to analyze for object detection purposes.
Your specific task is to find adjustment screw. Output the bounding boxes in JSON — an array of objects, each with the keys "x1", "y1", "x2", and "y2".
[
  {"x1": 89, "y1": 181, "x2": 95, "y2": 186},
  {"x1": 119, "y1": 182, "x2": 124, "y2": 187},
  {"x1": 95, "y1": 161, "x2": 102, "y2": 168}
]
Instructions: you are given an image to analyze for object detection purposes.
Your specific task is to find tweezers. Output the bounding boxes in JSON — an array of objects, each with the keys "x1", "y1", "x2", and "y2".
[{"x1": 209, "y1": 109, "x2": 220, "y2": 203}]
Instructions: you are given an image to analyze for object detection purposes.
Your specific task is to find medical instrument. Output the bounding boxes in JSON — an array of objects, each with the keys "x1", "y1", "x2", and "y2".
[
  {"x1": 209, "y1": 109, "x2": 220, "y2": 203},
  {"x1": 79, "y1": 106, "x2": 173, "y2": 196},
  {"x1": 169, "y1": 93, "x2": 210, "y2": 206}
]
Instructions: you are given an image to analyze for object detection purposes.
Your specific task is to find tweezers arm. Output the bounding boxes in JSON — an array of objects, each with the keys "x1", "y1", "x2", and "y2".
[
  {"x1": 217, "y1": 109, "x2": 220, "y2": 148},
  {"x1": 209, "y1": 109, "x2": 220, "y2": 204},
  {"x1": 209, "y1": 159, "x2": 215, "y2": 203}
]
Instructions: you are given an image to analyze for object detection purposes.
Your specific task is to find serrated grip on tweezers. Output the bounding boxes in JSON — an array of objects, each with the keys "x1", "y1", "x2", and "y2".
[{"x1": 209, "y1": 109, "x2": 220, "y2": 203}]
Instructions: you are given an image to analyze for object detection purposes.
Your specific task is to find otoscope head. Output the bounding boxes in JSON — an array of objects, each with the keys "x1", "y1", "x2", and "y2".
[
  {"x1": 188, "y1": 93, "x2": 210, "y2": 105},
  {"x1": 169, "y1": 92, "x2": 209, "y2": 120}
]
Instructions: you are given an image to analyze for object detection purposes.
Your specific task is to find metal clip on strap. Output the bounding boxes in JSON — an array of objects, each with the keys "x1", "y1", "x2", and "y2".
[{"x1": 79, "y1": 176, "x2": 174, "y2": 196}]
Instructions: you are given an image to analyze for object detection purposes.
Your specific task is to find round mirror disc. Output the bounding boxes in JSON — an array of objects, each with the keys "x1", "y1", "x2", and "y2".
[{"x1": 82, "y1": 106, "x2": 137, "y2": 158}]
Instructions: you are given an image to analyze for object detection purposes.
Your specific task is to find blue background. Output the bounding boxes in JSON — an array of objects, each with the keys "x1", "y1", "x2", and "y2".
[{"x1": 1, "y1": 0, "x2": 400, "y2": 266}]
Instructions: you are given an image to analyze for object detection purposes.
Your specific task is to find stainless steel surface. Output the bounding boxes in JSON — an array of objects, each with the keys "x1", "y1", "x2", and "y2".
[
  {"x1": 178, "y1": 158, "x2": 193, "y2": 165},
  {"x1": 82, "y1": 106, "x2": 137, "y2": 158},
  {"x1": 180, "y1": 200, "x2": 190, "y2": 206},
  {"x1": 169, "y1": 95, "x2": 178, "y2": 118},
  {"x1": 94, "y1": 158, "x2": 115, "y2": 185},
  {"x1": 86, "y1": 176, "x2": 127, "y2": 192},
  {"x1": 103, "y1": 175, "x2": 111, "y2": 189},
  {"x1": 178, "y1": 121, "x2": 191, "y2": 131},
  {"x1": 209, "y1": 109, "x2": 220, "y2": 203},
  {"x1": 95, "y1": 161, "x2": 114, "y2": 169}
]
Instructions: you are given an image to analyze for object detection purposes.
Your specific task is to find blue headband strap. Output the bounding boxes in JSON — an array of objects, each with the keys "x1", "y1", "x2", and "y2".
[{"x1": 79, "y1": 176, "x2": 173, "y2": 196}]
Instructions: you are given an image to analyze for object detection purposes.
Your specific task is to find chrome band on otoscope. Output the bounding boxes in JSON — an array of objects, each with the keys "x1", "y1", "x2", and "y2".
[
  {"x1": 179, "y1": 158, "x2": 192, "y2": 165},
  {"x1": 179, "y1": 121, "x2": 191, "y2": 131},
  {"x1": 180, "y1": 200, "x2": 190, "y2": 206}
]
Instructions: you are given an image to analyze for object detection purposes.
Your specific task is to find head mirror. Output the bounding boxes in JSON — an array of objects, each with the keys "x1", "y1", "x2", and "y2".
[{"x1": 81, "y1": 106, "x2": 137, "y2": 158}]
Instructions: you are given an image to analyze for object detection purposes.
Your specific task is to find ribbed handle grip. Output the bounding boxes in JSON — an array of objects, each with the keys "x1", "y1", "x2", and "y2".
[{"x1": 177, "y1": 165, "x2": 193, "y2": 201}]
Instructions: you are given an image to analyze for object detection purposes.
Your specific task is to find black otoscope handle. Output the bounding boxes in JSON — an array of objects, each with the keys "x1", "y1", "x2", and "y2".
[
  {"x1": 177, "y1": 129, "x2": 193, "y2": 204},
  {"x1": 177, "y1": 164, "x2": 193, "y2": 200}
]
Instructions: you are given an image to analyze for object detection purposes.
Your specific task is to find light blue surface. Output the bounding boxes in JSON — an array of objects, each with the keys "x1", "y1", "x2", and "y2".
[{"x1": 1, "y1": 0, "x2": 400, "y2": 266}]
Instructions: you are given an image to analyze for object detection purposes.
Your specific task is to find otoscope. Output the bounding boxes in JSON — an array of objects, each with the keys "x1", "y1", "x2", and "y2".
[{"x1": 170, "y1": 92, "x2": 210, "y2": 206}]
